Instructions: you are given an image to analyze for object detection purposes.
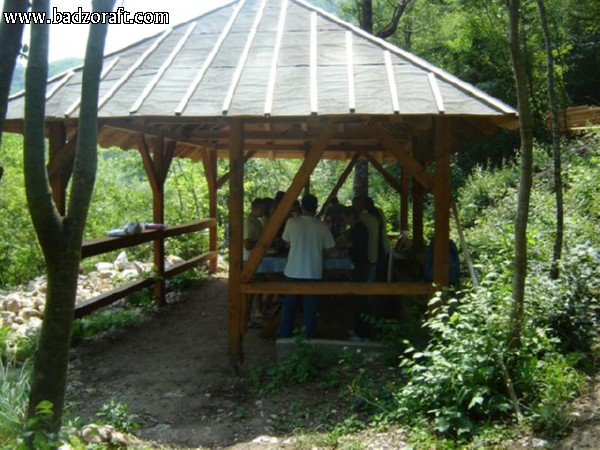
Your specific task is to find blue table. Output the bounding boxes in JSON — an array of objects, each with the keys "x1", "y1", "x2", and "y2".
[{"x1": 256, "y1": 255, "x2": 354, "y2": 274}]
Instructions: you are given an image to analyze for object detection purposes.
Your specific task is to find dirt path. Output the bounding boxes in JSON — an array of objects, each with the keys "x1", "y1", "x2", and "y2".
[
  {"x1": 66, "y1": 275, "x2": 600, "y2": 449},
  {"x1": 68, "y1": 276, "x2": 281, "y2": 449}
]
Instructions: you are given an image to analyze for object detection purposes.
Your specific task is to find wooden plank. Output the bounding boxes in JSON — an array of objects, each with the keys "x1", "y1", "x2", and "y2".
[
  {"x1": 241, "y1": 281, "x2": 435, "y2": 296},
  {"x1": 216, "y1": 150, "x2": 257, "y2": 189},
  {"x1": 310, "y1": 12, "x2": 318, "y2": 114},
  {"x1": 81, "y1": 219, "x2": 215, "y2": 259},
  {"x1": 364, "y1": 152, "x2": 403, "y2": 194},
  {"x1": 228, "y1": 118, "x2": 245, "y2": 363},
  {"x1": 366, "y1": 121, "x2": 434, "y2": 191},
  {"x1": 317, "y1": 152, "x2": 358, "y2": 217},
  {"x1": 346, "y1": 31, "x2": 356, "y2": 113},
  {"x1": 137, "y1": 134, "x2": 160, "y2": 194},
  {"x1": 164, "y1": 251, "x2": 218, "y2": 278},
  {"x1": 152, "y1": 137, "x2": 166, "y2": 306},
  {"x1": 433, "y1": 117, "x2": 451, "y2": 286},
  {"x1": 74, "y1": 278, "x2": 155, "y2": 318},
  {"x1": 412, "y1": 133, "x2": 427, "y2": 253},
  {"x1": 400, "y1": 166, "x2": 409, "y2": 231},
  {"x1": 264, "y1": 0, "x2": 288, "y2": 116},
  {"x1": 240, "y1": 119, "x2": 337, "y2": 283},
  {"x1": 222, "y1": 0, "x2": 268, "y2": 115}
]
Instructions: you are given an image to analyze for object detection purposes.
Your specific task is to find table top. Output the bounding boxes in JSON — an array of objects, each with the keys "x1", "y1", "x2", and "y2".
[{"x1": 256, "y1": 254, "x2": 354, "y2": 274}]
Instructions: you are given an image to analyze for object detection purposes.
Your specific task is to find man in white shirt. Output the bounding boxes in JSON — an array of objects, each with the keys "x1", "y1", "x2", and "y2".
[{"x1": 277, "y1": 194, "x2": 335, "y2": 338}]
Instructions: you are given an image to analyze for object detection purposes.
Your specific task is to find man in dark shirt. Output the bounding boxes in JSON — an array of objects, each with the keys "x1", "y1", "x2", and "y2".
[{"x1": 338, "y1": 205, "x2": 370, "y2": 282}]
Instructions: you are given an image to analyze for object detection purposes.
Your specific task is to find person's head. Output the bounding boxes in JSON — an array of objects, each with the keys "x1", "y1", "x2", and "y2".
[
  {"x1": 250, "y1": 198, "x2": 264, "y2": 216},
  {"x1": 261, "y1": 197, "x2": 274, "y2": 216},
  {"x1": 301, "y1": 194, "x2": 318, "y2": 214},
  {"x1": 341, "y1": 205, "x2": 359, "y2": 225},
  {"x1": 274, "y1": 191, "x2": 286, "y2": 205}
]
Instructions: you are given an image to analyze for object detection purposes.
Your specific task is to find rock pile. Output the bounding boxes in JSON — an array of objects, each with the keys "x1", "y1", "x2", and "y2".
[{"x1": 0, "y1": 251, "x2": 185, "y2": 338}]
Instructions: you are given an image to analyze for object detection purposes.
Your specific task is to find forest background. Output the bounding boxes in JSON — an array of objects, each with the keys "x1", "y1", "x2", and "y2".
[{"x1": 0, "y1": 0, "x2": 599, "y2": 447}]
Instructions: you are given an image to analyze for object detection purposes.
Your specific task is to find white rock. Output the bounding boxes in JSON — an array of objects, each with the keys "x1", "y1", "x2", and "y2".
[
  {"x1": 132, "y1": 261, "x2": 146, "y2": 276},
  {"x1": 1, "y1": 311, "x2": 15, "y2": 324},
  {"x1": 19, "y1": 308, "x2": 43, "y2": 320},
  {"x1": 95, "y1": 262, "x2": 114, "y2": 272},
  {"x1": 98, "y1": 270, "x2": 116, "y2": 279},
  {"x1": 114, "y1": 251, "x2": 129, "y2": 271},
  {"x1": 6, "y1": 299, "x2": 24, "y2": 313},
  {"x1": 252, "y1": 436, "x2": 279, "y2": 444},
  {"x1": 166, "y1": 255, "x2": 185, "y2": 266}
]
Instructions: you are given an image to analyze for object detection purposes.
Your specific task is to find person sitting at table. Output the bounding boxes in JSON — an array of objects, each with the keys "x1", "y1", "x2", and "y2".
[
  {"x1": 324, "y1": 196, "x2": 344, "y2": 239},
  {"x1": 352, "y1": 196, "x2": 380, "y2": 282},
  {"x1": 277, "y1": 194, "x2": 335, "y2": 339},
  {"x1": 244, "y1": 197, "x2": 266, "y2": 327},
  {"x1": 338, "y1": 205, "x2": 370, "y2": 282},
  {"x1": 365, "y1": 196, "x2": 390, "y2": 281}
]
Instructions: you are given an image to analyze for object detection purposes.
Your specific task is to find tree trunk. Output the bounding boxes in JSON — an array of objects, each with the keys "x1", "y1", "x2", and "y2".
[
  {"x1": 506, "y1": 0, "x2": 534, "y2": 349},
  {"x1": 25, "y1": 0, "x2": 114, "y2": 435},
  {"x1": 0, "y1": 0, "x2": 29, "y2": 182},
  {"x1": 536, "y1": 0, "x2": 563, "y2": 279},
  {"x1": 353, "y1": 0, "x2": 372, "y2": 197}
]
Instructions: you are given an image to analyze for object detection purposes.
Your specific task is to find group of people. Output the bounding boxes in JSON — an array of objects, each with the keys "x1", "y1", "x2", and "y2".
[{"x1": 243, "y1": 192, "x2": 390, "y2": 339}]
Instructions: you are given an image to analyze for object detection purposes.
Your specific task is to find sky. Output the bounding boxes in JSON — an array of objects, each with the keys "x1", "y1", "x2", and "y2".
[{"x1": 37, "y1": 0, "x2": 232, "y2": 61}]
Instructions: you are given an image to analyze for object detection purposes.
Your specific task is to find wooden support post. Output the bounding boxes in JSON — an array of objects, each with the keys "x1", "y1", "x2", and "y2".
[
  {"x1": 47, "y1": 123, "x2": 71, "y2": 216},
  {"x1": 412, "y1": 133, "x2": 427, "y2": 255},
  {"x1": 400, "y1": 166, "x2": 409, "y2": 232},
  {"x1": 228, "y1": 119, "x2": 245, "y2": 366},
  {"x1": 138, "y1": 134, "x2": 174, "y2": 306},
  {"x1": 202, "y1": 148, "x2": 219, "y2": 274},
  {"x1": 433, "y1": 118, "x2": 451, "y2": 286}
]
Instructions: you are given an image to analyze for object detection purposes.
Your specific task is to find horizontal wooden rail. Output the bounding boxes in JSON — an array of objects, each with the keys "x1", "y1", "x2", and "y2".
[
  {"x1": 164, "y1": 251, "x2": 218, "y2": 278},
  {"x1": 241, "y1": 281, "x2": 436, "y2": 296},
  {"x1": 74, "y1": 278, "x2": 155, "y2": 318},
  {"x1": 81, "y1": 219, "x2": 216, "y2": 259},
  {"x1": 75, "y1": 219, "x2": 218, "y2": 318}
]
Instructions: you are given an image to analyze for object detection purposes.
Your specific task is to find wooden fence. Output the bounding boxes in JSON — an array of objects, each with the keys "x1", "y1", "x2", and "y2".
[
  {"x1": 74, "y1": 219, "x2": 217, "y2": 318},
  {"x1": 551, "y1": 105, "x2": 600, "y2": 134}
]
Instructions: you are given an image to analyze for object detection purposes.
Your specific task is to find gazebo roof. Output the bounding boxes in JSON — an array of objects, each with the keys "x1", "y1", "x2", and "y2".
[{"x1": 5, "y1": 0, "x2": 518, "y2": 160}]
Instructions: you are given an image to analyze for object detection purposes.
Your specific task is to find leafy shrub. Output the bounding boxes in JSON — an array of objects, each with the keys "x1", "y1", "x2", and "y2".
[
  {"x1": 95, "y1": 400, "x2": 138, "y2": 433},
  {"x1": 0, "y1": 360, "x2": 30, "y2": 446},
  {"x1": 528, "y1": 244, "x2": 599, "y2": 361}
]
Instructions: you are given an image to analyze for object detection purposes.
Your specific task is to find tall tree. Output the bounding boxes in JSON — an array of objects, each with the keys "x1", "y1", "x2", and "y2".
[
  {"x1": 536, "y1": 0, "x2": 563, "y2": 279},
  {"x1": 24, "y1": 0, "x2": 115, "y2": 434},
  {"x1": 351, "y1": 0, "x2": 414, "y2": 197},
  {"x1": 506, "y1": 0, "x2": 534, "y2": 348},
  {"x1": 0, "y1": 0, "x2": 29, "y2": 182}
]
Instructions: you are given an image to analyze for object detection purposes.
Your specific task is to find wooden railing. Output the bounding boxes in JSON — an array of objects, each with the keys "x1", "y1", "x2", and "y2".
[
  {"x1": 551, "y1": 105, "x2": 600, "y2": 134},
  {"x1": 75, "y1": 219, "x2": 217, "y2": 318}
]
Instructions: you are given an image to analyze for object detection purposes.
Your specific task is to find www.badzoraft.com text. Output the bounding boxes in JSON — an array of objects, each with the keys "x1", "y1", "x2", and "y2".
[{"x1": 3, "y1": 7, "x2": 169, "y2": 25}]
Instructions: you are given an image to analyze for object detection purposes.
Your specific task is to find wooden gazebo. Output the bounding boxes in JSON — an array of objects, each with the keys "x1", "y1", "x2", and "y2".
[{"x1": 4, "y1": 0, "x2": 518, "y2": 363}]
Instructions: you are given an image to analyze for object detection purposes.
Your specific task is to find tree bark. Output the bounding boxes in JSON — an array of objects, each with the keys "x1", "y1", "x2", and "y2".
[
  {"x1": 0, "y1": 0, "x2": 29, "y2": 182},
  {"x1": 25, "y1": 0, "x2": 114, "y2": 434},
  {"x1": 353, "y1": 0, "x2": 372, "y2": 197},
  {"x1": 536, "y1": 0, "x2": 563, "y2": 279},
  {"x1": 506, "y1": 0, "x2": 534, "y2": 349}
]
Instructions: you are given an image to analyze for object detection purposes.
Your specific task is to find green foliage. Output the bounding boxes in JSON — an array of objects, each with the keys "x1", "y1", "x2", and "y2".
[
  {"x1": 0, "y1": 360, "x2": 30, "y2": 447},
  {"x1": 249, "y1": 336, "x2": 324, "y2": 396},
  {"x1": 95, "y1": 399, "x2": 139, "y2": 433},
  {"x1": 0, "y1": 326, "x2": 38, "y2": 363},
  {"x1": 71, "y1": 306, "x2": 148, "y2": 345}
]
